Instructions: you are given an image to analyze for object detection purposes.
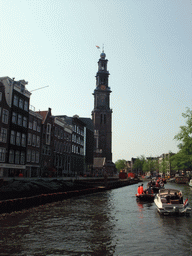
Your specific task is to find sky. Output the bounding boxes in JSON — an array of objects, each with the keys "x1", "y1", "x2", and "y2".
[{"x1": 1, "y1": 0, "x2": 192, "y2": 163}]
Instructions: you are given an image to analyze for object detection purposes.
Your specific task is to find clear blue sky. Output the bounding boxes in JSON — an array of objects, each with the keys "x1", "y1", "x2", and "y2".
[{"x1": 1, "y1": 0, "x2": 192, "y2": 163}]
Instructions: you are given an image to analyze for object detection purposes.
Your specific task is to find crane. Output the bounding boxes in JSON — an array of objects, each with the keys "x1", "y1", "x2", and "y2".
[{"x1": 30, "y1": 85, "x2": 49, "y2": 93}]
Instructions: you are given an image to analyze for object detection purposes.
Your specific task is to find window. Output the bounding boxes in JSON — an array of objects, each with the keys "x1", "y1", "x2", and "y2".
[
  {"x1": 9, "y1": 150, "x2": 14, "y2": 163},
  {"x1": 56, "y1": 141, "x2": 59, "y2": 152},
  {"x1": 46, "y1": 123, "x2": 51, "y2": 145},
  {"x1": 54, "y1": 127, "x2": 58, "y2": 137},
  {"x1": 13, "y1": 95, "x2": 18, "y2": 106},
  {"x1": 27, "y1": 149, "x2": 31, "y2": 162},
  {"x1": 18, "y1": 114, "x2": 22, "y2": 126},
  {"x1": 20, "y1": 152, "x2": 25, "y2": 164},
  {"x1": 0, "y1": 148, "x2": 6, "y2": 162},
  {"x1": 56, "y1": 155, "x2": 59, "y2": 166},
  {"x1": 12, "y1": 112, "x2": 17, "y2": 124},
  {"x1": 0, "y1": 128, "x2": 7, "y2": 143},
  {"x1": 21, "y1": 134, "x2": 26, "y2": 147},
  {"x1": 16, "y1": 132, "x2": 21, "y2": 146},
  {"x1": 42, "y1": 145, "x2": 51, "y2": 155},
  {"x1": 10, "y1": 130, "x2": 15, "y2": 145},
  {"x1": 28, "y1": 133, "x2": 32, "y2": 145},
  {"x1": 32, "y1": 134, "x2": 36, "y2": 146},
  {"x1": 23, "y1": 117, "x2": 27, "y2": 128},
  {"x1": 33, "y1": 121, "x2": 37, "y2": 131},
  {"x1": 37, "y1": 123, "x2": 41, "y2": 132},
  {"x1": 36, "y1": 136, "x2": 40, "y2": 147},
  {"x1": 36, "y1": 151, "x2": 39, "y2": 163},
  {"x1": 31, "y1": 150, "x2": 35, "y2": 162},
  {"x1": 59, "y1": 142, "x2": 62, "y2": 153},
  {"x1": 15, "y1": 151, "x2": 20, "y2": 164},
  {"x1": 19, "y1": 98, "x2": 23, "y2": 109},
  {"x1": 24, "y1": 100, "x2": 28, "y2": 111},
  {"x1": 2, "y1": 109, "x2": 9, "y2": 124},
  {"x1": 28, "y1": 121, "x2": 32, "y2": 129},
  {"x1": 100, "y1": 114, "x2": 103, "y2": 124}
]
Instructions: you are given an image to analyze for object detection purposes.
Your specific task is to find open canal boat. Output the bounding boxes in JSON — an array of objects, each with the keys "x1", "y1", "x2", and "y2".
[
  {"x1": 136, "y1": 193, "x2": 155, "y2": 202},
  {"x1": 154, "y1": 188, "x2": 191, "y2": 216}
]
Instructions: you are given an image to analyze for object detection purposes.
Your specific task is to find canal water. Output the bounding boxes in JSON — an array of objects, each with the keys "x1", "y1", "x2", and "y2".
[{"x1": 0, "y1": 181, "x2": 192, "y2": 256}]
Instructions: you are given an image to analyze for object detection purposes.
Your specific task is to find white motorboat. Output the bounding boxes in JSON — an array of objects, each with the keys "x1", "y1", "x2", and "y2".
[
  {"x1": 189, "y1": 179, "x2": 192, "y2": 187},
  {"x1": 154, "y1": 188, "x2": 191, "y2": 216}
]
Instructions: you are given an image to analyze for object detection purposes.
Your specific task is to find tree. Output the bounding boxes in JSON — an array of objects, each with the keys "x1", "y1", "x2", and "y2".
[
  {"x1": 173, "y1": 107, "x2": 192, "y2": 171},
  {"x1": 143, "y1": 157, "x2": 157, "y2": 175},
  {"x1": 142, "y1": 160, "x2": 149, "y2": 174},
  {"x1": 132, "y1": 155, "x2": 146, "y2": 175},
  {"x1": 159, "y1": 156, "x2": 168, "y2": 175},
  {"x1": 115, "y1": 159, "x2": 126, "y2": 172}
]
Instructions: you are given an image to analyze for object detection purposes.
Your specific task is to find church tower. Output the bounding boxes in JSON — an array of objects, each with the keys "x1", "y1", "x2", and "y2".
[{"x1": 92, "y1": 49, "x2": 112, "y2": 162}]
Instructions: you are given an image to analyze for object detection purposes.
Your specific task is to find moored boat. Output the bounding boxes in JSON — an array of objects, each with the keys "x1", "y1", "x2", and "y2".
[
  {"x1": 154, "y1": 188, "x2": 191, "y2": 216},
  {"x1": 175, "y1": 176, "x2": 190, "y2": 184}
]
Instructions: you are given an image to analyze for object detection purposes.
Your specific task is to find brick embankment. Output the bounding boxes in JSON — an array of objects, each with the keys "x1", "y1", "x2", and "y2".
[{"x1": 0, "y1": 177, "x2": 139, "y2": 214}]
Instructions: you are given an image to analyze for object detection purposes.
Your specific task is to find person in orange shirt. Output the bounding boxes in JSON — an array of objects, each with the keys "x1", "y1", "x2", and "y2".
[
  {"x1": 137, "y1": 185, "x2": 140, "y2": 195},
  {"x1": 140, "y1": 184, "x2": 144, "y2": 194}
]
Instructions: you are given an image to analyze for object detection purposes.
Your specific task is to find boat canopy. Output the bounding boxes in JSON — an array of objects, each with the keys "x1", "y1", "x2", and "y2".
[{"x1": 159, "y1": 189, "x2": 181, "y2": 196}]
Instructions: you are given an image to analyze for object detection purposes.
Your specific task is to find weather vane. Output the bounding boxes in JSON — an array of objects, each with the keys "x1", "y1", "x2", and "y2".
[
  {"x1": 102, "y1": 44, "x2": 104, "y2": 53},
  {"x1": 96, "y1": 45, "x2": 101, "y2": 53},
  {"x1": 96, "y1": 44, "x2": 105, "y2": 53}
]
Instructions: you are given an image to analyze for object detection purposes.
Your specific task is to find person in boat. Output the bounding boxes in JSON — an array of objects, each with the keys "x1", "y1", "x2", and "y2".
[
  {"x1": 137, "y1": 184, "x2": 144, "y2": 195},
  {"x1": 159, "y1": 179, "x2": 164, "y2": 187},
  {"x1": 137, "y1": 185, "x2": 140, "y2": 195},
  {"x1": 146, "y1": 186, "x2": 153, "y2": 194},
  {"x1": 166, "y1": 195, "x2": 170, "y2": 203},
  {"x1": 178, "y1": 191, "x2": 183, "y2": 204},
  {"x1": 148, "y1": 180, "x2": 153, "y2": 187},
  {"x1": 173, "y1": 192, "x2": 179, "y2": 200},
  {"x1": 140, "y1": 184, "x2": 144, "y2": 194},
  {"x1": 156, "y1": 180, "x2": 160, "y2": 187}
]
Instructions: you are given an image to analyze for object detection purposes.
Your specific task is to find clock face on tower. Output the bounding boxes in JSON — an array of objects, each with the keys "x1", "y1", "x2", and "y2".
[{"x1": 100, "y1": 85, "x2": 106, "y2": 90}]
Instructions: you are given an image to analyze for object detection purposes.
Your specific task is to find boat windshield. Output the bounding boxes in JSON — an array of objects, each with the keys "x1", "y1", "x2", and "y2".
[{"x1": 159, "y1": 189, "x2": 180, "y2": 196}]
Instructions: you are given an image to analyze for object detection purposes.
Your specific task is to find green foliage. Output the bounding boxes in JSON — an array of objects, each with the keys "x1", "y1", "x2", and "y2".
[
  {"x1": 115, "y1": 159, "x2": 126, "y2": 172},
  {"x1": 143, "y1": 158, "x2": 156, "y2": 173},
  {"x1": 142, "y1": 160, "x2": 148, "y2": 173},
  {"x1": 159, "y1": 157, "x2": 168, "y2": 174},
  {"x1": 173, "y1": 107, "x2": 192, "y2": 171},
  {"x1": 133, "y1": 155, "x2": 146, "y2": 172},
  {"x1": 171, "y1": 150, "x2": 192, "y2": 171}
]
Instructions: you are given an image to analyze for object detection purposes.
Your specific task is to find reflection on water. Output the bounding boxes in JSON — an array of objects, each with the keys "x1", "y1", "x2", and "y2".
[{"x1": 0, "y1": 182, "x2": 192, "y2": 255}]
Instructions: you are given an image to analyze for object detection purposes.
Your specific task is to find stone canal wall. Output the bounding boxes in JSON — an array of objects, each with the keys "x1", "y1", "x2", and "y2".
[{"x1": 0, "y1": 177, "x2": 139, "y2": 214}]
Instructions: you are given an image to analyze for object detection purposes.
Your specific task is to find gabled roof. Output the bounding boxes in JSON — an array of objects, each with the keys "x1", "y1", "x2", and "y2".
[
  {"x1": 37, "y1": 111, "x2": 48, "y2": 124},
  {"x1": 37, "y1": 108, "x2": 52, "y2": 124}
]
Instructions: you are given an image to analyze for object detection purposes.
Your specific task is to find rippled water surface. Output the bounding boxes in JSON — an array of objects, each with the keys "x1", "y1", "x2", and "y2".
[{"x1": 0, "y1": 181, "x2": 192, "y2": 256}]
